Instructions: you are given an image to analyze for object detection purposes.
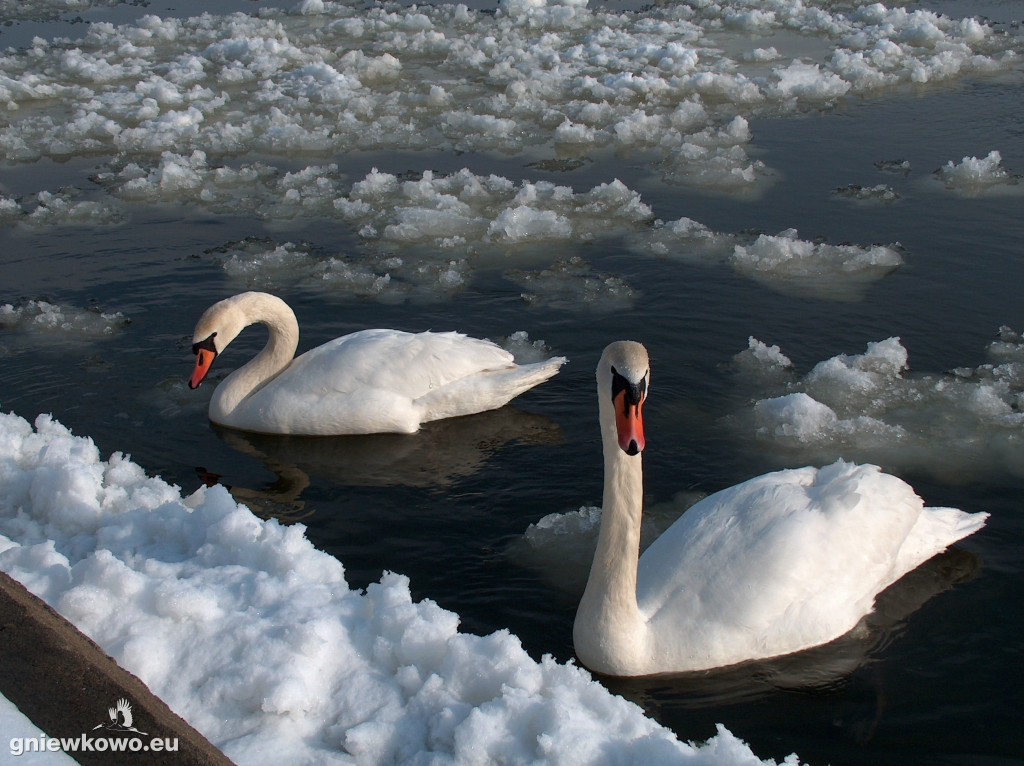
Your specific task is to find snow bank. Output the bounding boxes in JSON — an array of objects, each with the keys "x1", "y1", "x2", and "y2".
[{"x1": 0, "y1": 410, "x2": 800, "y2": 765}]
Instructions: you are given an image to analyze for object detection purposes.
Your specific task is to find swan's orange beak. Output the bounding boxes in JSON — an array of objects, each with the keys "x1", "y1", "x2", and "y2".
[
  {"x1": 613, "y1": 389, "x2": 645, "y2": 456},
  {"x1": 189, "y1": 348, "x2": 217, "y2": 390},
  {"x1": 190, "y1": 334, "x2": 219, "y2": 390}
]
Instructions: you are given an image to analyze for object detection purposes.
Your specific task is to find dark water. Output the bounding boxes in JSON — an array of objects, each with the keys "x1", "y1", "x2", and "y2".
[{"x1": 2, "y1": 3, "x2": 1023, "y2": 765}]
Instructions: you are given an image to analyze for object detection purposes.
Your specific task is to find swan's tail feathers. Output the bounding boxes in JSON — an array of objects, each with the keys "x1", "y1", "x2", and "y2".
[
  {"x1": 415, "y1": 356, "x2": 567, "y2": 423},
  {"x1": 897, "y1": 506, "x2": 989, "y2": 575}
]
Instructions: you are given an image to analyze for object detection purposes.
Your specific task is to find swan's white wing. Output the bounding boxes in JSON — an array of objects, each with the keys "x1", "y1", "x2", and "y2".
[
  {"x1": 288, "y1": 329, "x2": 517, "y2": 399},
  {"x1": 635, "y1": 461, "x2": 983, "y2": 669},
  {"x1": 235, "y1": 329, "x2": 562, "y2": 434}
]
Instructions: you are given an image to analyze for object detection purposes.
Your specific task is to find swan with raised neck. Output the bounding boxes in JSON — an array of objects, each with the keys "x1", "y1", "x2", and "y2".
[
  {"x1": 573, "y1": 340, "x2": 988, "y2": 677},
  {"x1": 574, "y1": 340, "x2": 651, "y2": 676}
]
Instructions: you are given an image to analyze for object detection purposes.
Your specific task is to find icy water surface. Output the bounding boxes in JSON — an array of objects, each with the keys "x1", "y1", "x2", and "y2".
[{"x1": 1, "y1": 0, "x2": 1022, "y2": 763}]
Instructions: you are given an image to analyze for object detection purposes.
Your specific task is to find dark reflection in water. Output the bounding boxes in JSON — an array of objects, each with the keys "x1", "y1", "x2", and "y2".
[
  {"x1": 596, "y1": 548, "x2": 983, "y2": 765},
  {"x1": 200, "y1": 406, "x2": 562, "y2": 518}
]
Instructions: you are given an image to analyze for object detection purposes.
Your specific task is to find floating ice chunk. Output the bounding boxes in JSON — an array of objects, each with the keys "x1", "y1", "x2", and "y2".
[
  {"x1": 770, "y1": 61, "x2": 851, "y2": 101},
  {"x1": 744, "y1": 337, "x2": 793, "y2": 370},
  {"x1": 506, "y1": 256, "x2": 636, "y2": 312},
  {"x1": 753, "y1": 392, "x2": 906, "y2": 445},
  {"x1": 664, "y1": 146, "x2": 767, "y2": 191},
  {"x1": 731, "y1": 332, "x2": 1024, "y2": 480},
  {"x1": 500, "y1": 0, "x2": 588, "y2": 20},
  {"x1": 805, "y1": 336, "x2": 909, "y2": 401},
  {"x1": 515, "y1": 507, "x2": 605, "y2": 594},
  {"x1": 21, "y1": 189, "x2": 123, "y2": 228},
  {"x1": 499, "y1": 330, "x2": 559, "y2": 365},
  {"x1": 528, "y1": 506, "x2": 603, "y2": 540},
  {"x1": 98, "y1": 151, "x2": 281, "y2": 211},
  {"x1": 734, "y1": 229, "x2": 866, "y2": 273},
  {"x1": 724, "y1": 8, "x2": 777, "y2": 32},
  {"x1": 0, "y1": 300, "x2": 129, "y2": 339},
  {"x1": 987, "y1": 326, "x2": 1024, "y2": 362},
  {"x1": 386, "y1": 205, "x2": 483, "y2": 242},
  {"x1": 514, "y1": 490, "x2": 705, "y2": 595},
  {"x1": 650, "y1": 116, "x2": 768, "y2": 193},
  {"x1": 754, "y1": 392, "x2": 840, "y2": 441},
  {"x1": 635, "y1": 216, "x2": 737, "y2": 262},
  {"x1": 0, "y1": 195, "x2": 22, "y2": 226},
  {"x1": 211, "y1": 237, "x2": 465, "y2": 303},
  {"x1": 216, "y1": 239, "x2": 327, "y2": 288},
  {"x1": 935, "y1": 150, "x2": 1020, "y2": 195},
  {"x1": 833, "y1": 184, "x2": 899, "y2": 203},
  {"x1": 554, "y1": 119, "x2": 598, "y2": 145},
  {"x1": 296, "y1": 0, "x2": 325, "y2": 15},
  {"x1": 338, "y1": 169, "x2": 651, "y2": 252},
  {"x1": 634, "y1": 221, "x2": 901, "y2": 299},
  {"x1": 897, "y1": 17, "x2": 946, "y2": 48},
  {"x1": 488, "y1": 206, "x2": 573, "y2": 241},
  {"x1": 875, "y1": 159, "x2": 911, "y2": 175},
  {"x1": 731, "y1": 228, "x2": 903, "y2": 300},
  {"x1": 730, "y1": 337, "x2": 795, "y2": 386},
  {"x1": 741, "y1": 47, "x2": 782, "y2": 63}
]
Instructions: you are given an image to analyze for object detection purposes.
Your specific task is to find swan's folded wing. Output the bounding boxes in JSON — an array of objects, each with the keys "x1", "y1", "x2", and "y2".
[
  {"x1": 892, "y1": 505, "x2": 988, "y2": 585},
  {"x1": 293, "y1": 329, "x2": 517, "y2": 400},
  {"x1": 634, "y1": 462, "x2": 959, "y2": 667},
  {"x1": 414, "y1": 356, "x2": 566, "y2": 423}
]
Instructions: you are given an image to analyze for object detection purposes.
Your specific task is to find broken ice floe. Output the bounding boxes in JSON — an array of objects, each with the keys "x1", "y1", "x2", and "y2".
[{"x1": 729, "y1": 329, "x2": 1024, "y2": 480}]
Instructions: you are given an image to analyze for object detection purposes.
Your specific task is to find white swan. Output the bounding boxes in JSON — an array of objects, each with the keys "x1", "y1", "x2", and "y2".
[
  {"x1": 573, "y1": 340, "x2": 988, "y2": 676},
  {"x1": 188, "y1": 292, "x2": 566, "y2": 435}
]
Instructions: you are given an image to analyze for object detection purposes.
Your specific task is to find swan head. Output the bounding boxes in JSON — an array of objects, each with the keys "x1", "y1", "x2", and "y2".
[
  {"x1": 188, "y1": 293, "x2": 260, "y2": 389},
  {"x1": 597, "y1": 341, "x2": 649, "y2": 456}
]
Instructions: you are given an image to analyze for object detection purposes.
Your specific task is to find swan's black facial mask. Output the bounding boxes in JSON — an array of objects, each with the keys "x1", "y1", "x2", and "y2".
[
  {"x1": 189, "y1": 333, "x2": 219, "y2": 390},
  {"x1": 610, "y1": 366, "x2": 647, "y2": 456},
  {"x1": 192, "y1": 334, "x2": 218, "y2": 357},
  {"x1": 611, "y1": 367, "x2": 647, "y2": 408}
]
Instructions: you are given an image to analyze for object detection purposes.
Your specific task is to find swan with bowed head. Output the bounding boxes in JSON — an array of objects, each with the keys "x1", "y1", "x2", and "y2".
[
  {"x1": 188, "y1": 291, "x2": 566, "y2": 436},
  {"x1": 573, "y1": 340, "x2": 988, "y2": 676}
]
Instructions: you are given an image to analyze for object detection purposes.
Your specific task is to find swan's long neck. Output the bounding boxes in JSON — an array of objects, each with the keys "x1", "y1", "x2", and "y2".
[
  {"x1": 591, "y1": 441, "x2": 645, "y2": 612},
  {"x1": 574, "y1": 391, "x2": 648, "y2": 674},
  {"x1": 211, "y1": 295, "x2": 299, "y2": 418}
]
